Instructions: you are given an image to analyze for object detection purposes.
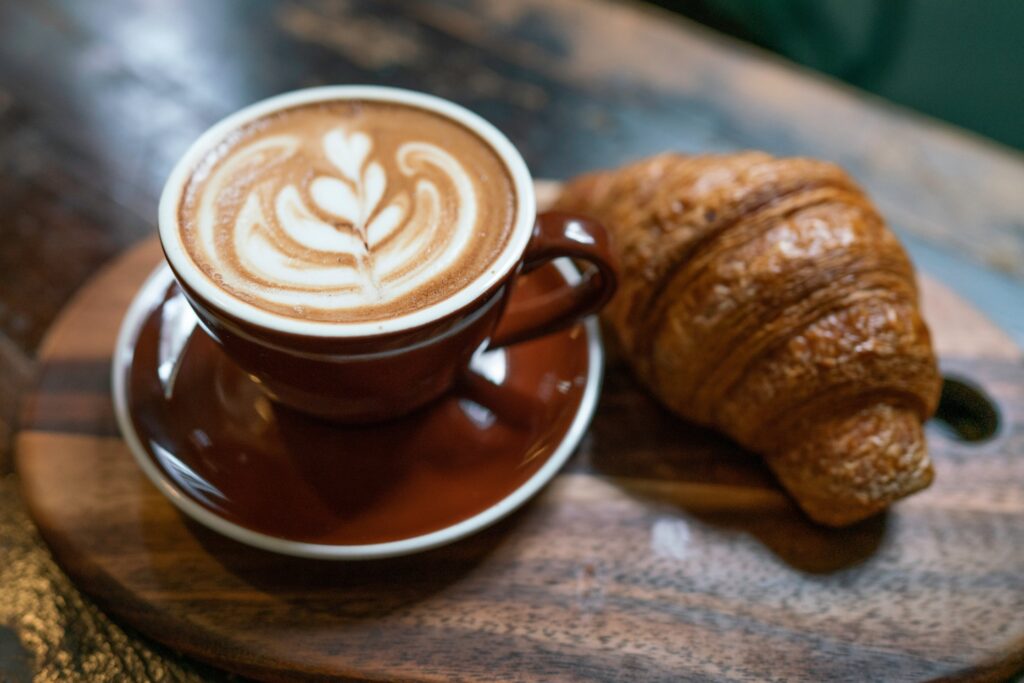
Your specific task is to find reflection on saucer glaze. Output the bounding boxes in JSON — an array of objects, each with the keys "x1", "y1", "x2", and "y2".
[{"x1": 115, "y1": 262, "x2": 599, "y2": 555}]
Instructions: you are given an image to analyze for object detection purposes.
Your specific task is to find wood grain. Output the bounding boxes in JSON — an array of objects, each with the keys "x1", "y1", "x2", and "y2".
[
  {"x1": 15, "y1": 182, "x2": 1024, "y2": 680},
  {"x1": 2, "y1": 0, "x2": 1023, "y2": 679}
]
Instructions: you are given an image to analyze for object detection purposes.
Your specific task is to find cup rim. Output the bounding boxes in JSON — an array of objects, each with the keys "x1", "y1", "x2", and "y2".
[{"x1": 158, "y1": 85, "x2": 537, "y2": 338}]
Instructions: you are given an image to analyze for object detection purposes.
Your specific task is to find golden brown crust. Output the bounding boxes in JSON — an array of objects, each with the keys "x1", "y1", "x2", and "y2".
[{"x1": 555, "y1": 152, "x2": 942, "y2": 526}]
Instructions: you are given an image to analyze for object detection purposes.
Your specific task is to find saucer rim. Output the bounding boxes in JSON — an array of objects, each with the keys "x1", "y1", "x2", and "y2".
[{"x1": 112, "y1": 261, "x2": 603, "y2": 560}]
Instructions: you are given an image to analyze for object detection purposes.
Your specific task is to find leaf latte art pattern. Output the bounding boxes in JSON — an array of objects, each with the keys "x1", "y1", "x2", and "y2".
[
  {"x1": 180, "y1": 102, "x2": 516, "y2": 323},
  {"x1": 202, "y1": 130, "x2": 477, "y2": 310}
]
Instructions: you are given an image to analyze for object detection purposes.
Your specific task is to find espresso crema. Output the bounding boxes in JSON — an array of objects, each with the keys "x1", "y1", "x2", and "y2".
[{"x1": 177, "y1": 101, "x2": 517, "y2": 323}]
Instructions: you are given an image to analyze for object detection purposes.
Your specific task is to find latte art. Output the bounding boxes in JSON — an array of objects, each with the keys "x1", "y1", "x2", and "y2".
[
  {"x1": 201, "y1": 130, "x2": 475, "y2": 309},
  {"x1": 178, "y1": 102, "x2": 516, "y2": 323}
]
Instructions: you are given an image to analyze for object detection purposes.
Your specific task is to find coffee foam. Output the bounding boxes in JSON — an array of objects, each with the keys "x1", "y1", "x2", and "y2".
[{"x1": 178, "y1": 101, "x2": 516, "y2": 323}]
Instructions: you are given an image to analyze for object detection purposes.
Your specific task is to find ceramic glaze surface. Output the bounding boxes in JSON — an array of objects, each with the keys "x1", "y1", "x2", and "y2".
[{"x1": 121, "y1": 265, "x2": 594, "y2": 548}]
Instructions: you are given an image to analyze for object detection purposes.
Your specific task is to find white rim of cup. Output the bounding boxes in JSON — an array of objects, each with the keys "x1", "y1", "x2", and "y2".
[
  {"x1": 158, "y1": 86, "x2": 537, "y2": 337},
  {"x1": 112, "y1": 262, "x2": 602, "y2": 560}
]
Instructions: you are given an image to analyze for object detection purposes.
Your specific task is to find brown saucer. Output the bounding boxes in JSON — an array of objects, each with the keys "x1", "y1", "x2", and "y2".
[{"x1": 112, "y1": 261, "x2": 601, "y2": 558}]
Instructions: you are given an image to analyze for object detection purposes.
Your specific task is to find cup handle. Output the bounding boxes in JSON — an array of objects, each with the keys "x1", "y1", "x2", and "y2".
[{"x1": 489, "y1": 211, "x2": 618, "y2": 348}]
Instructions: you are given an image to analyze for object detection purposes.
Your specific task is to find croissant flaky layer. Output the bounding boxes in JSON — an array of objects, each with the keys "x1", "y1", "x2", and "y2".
[{"x1": 555, "y1": 152, "x2": 942, "y2": 526}]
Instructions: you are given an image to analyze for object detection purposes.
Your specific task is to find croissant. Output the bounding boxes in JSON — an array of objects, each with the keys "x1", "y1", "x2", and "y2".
[{"x1": 555, "y1": 152, "x2": 942, "y2": 526}]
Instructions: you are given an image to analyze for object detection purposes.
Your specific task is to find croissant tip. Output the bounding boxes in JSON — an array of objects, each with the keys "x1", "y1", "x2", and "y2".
[{"x1": 773, "y1": 403, "x2": 934, "y2": 527}]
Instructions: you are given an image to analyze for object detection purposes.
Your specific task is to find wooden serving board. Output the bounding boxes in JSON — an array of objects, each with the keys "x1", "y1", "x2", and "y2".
[{"x1": 16, "y1": 183, "x2": 1024, "y2": 682}]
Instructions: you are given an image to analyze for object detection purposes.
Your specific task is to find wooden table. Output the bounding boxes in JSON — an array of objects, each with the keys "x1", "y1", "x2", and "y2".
[{"x1": 1, "y1": 1, "x2": 1021, "y2": 681}]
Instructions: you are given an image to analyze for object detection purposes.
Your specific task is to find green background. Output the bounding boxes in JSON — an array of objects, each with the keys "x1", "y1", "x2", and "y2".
[{"x1": 657, "y1": 0, "x2": 1024, "y2": 151}]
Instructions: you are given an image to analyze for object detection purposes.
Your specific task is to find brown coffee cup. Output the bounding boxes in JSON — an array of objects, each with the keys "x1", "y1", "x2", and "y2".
[{"x1": 158, "y1": 87, "x2": 617, "y2": 422}]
